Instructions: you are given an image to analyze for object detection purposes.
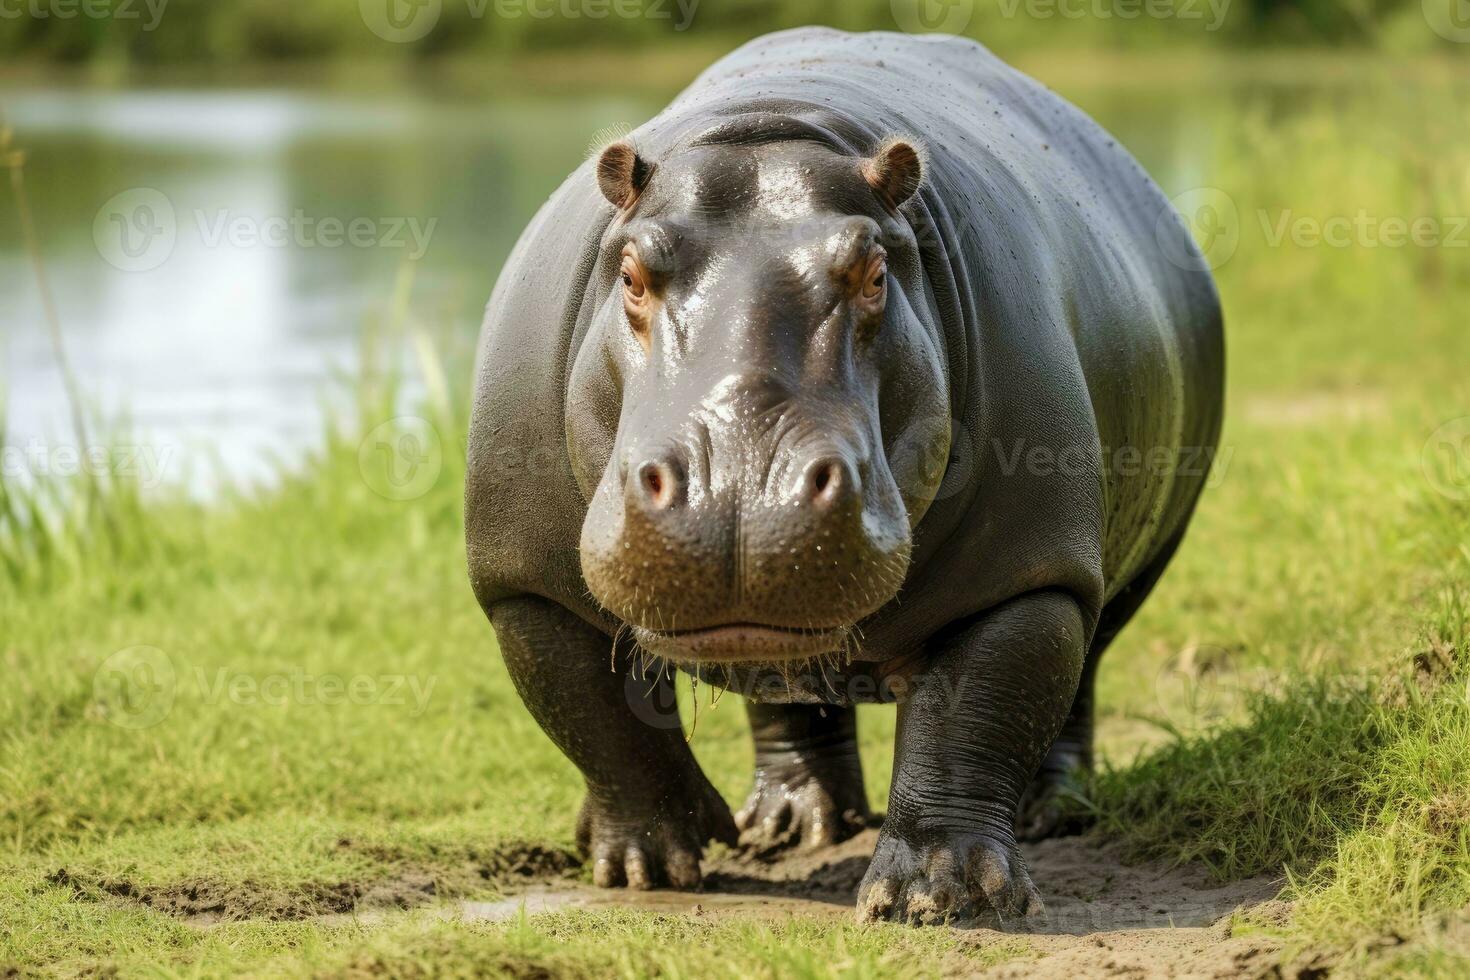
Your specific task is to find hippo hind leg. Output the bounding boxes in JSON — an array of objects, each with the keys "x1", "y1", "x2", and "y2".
[
  {"x1": 1016, "y1": 530, "x2": 1187, "y2": 841},
  {"x1": 737, "y1": 702, "x2": 872, "y2": 855},
  {"x1": 1015, "y1": 655, "x2": 1100, "y2": 841}
]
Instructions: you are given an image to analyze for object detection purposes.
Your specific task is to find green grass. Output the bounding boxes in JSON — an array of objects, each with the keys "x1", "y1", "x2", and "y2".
[{"x1": 4, "y1": 62, "x2": 1470, "y2": 977}]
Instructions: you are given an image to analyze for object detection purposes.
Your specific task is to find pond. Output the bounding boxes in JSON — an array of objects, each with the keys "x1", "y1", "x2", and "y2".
[{"x1": 0, "y1": 62, "x2": 1351, "y2": 493}]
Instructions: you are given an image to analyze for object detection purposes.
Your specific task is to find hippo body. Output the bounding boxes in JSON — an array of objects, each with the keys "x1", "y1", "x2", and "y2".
[{"x1": 467, "y1": 28, "x2": 1223, "y2": 923}]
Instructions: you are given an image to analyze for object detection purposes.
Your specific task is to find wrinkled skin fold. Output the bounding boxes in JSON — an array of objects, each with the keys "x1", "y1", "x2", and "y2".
[{"x1": 466, "y1": 28, "x2": 1224, "y2": 923}]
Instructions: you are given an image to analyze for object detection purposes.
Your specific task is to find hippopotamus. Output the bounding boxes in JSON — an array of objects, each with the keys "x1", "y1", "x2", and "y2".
[{"x1": 466, "y1": 27, "x2": 1224, "y2": 923}]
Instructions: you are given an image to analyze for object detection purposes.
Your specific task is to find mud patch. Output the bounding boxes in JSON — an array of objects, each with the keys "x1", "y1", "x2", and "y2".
[
  {"x1": 46, "y1": 866, "x2": 391, "y2": 923},
  {"x1": 1016, "y1": 835, "x2": 1282, "y2": 935},
  {"x1": 333, "y1": 837, "x2": 579, "y2": 886},
  {"x1": 702, "y1": 834, "x2": 872, "y2": 907},
  {"x1": 471, "y1": 841, "x2": 580, "y2": 883},
  {"x1": 958, "y1": 838, "x2": 1294, "y2": 979},
  {"x1": 703, "y1": 830, "x2": 1282, "y2": 936},
  {"x1": 318, "y1": 829, "x2": 1285, "y2": 934},
  {"x1": 449, "y1": 830, "x2": 1293, "y2": 978},
  {"x1": 45, "y1": 840, "x2": 579, "y2": 925}
]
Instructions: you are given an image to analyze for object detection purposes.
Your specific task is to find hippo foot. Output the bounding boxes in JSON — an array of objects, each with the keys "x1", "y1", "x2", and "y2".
[
  {"x1": 856, "y1": 829, "x2": 1044, "y2": 926},
  {"x1": 575, "y1": 780, "x2": 737, "y2": 891},
  {"x1": 1015, "y1": 746, "x2": 1094, "y2": 843},
  {"x1": 736, "y1": 764, "x2": 870, "y2": 856}
]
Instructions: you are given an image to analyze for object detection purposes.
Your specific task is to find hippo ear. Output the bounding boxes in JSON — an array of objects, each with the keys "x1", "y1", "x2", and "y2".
[
  {"x1": 862, "y1": 139, "x2": 923, "y2": 210},
  {"x1": 596, "y1": 141, "x2": 654, "y2": 210}
]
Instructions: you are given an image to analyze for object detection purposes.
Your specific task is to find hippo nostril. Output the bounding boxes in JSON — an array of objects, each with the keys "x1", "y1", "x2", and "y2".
[
  {"x1": 634, "y1": 458, "x2": 682, "y2": 511},
  {"x1": 804, "y1": 457, "x2": 856, "y2": 508},
  {"x1": 813, "y1": 462, "x2": 839, "y2": 499}
]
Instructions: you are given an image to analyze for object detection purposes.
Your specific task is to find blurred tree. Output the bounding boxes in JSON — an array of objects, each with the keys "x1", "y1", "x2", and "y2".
[{"x1": 0, "y1": 0, "x2": 1458, "y2": 67}]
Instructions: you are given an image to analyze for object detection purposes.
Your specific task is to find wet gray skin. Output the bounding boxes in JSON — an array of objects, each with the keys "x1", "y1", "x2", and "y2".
[{"x1": 466, "y1": 29, "x2": 1224, "y2": 924}]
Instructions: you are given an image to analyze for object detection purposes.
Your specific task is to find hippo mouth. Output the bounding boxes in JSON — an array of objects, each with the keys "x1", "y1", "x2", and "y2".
[{"x1": 632, "y1": 621, "x2": 850, "y2": 663}]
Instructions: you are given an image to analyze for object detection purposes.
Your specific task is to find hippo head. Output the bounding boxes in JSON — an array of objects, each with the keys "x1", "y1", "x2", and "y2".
[{"x1": 569, "y1": 131, "x2": 951, "y2": 664}]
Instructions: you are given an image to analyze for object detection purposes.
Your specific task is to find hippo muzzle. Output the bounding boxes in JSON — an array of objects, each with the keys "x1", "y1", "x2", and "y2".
[{"x1": 580, "y1": 375, "x2": 912, "y2": 662}]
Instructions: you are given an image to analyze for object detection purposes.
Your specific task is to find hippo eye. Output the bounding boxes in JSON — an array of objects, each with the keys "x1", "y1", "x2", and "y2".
[
  {"x1": 619, "y1": 250, "x2": 652, "y2": 351},
  {"x1": 620, "y1": 255, "x2": 647, "y2": 301}
]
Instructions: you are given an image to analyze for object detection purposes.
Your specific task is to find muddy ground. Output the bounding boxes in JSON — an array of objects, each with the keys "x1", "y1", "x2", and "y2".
[
  {"x1": 56, "y1": 829, "x2": 1291, "y2": 977},
  {"x1": 367, "y1": 830, "x2": 1287, "y2": 979}
]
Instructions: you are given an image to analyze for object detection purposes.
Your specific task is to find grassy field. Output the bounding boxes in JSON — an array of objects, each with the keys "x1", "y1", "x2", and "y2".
[{"x1": 3, "y1": 63, "x2": 1470, "y2": 978}]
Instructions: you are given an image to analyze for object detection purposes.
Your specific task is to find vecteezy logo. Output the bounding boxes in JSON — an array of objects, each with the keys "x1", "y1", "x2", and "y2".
[
  {"x1": 93, "y1": 188, "x2": 177, "y2": 272},
  {"x1": 1424, "y1": 0, "x2": 1470, "y2": 42},
  {"x1": 92, "y1": 646, "x2": 177, "y2": 729},
  {"x1": 1423, "y1": 417, "x2": 1470, "y2": 501},
  {"x1": 624, "y1": 664, "x2": 684, "y2": 730},
  {"x1": 1155, "y1": 187, "x2": 1240, "y2": 272},
  {"x1": 891, "y1": 0, "x2": 975, "y2": 34},
  {"x1": 1152, "y1": 644, "x2": 1232, "y2": 727},
  {"x1": 892, "y1": 416, "x2": 975, "y2": 504},
  {"x1": 360, "y1": 0, "x2": 442, "y2": 42},
  {"x1": 358, "y1": 416, "x2": 444, "y2": 500}
]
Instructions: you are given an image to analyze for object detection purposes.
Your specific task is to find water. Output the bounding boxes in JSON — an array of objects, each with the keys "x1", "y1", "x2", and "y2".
[
  {"x1": 1, "y1": 84, "x2": 660, "y2": 492},
  {"x1": 0, "y1": 69, "x2": 1297, "y2": 494}
]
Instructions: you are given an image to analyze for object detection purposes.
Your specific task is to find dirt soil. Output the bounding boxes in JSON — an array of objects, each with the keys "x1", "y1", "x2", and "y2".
[
  {"x1": 456, "y1": 829, "x2": 1292, "y2": 979},
  {"x1": 47, "y1": 842, "x2": 580, "y2": 925},
  {"x1": 60, "y1": 831, "x2": 1292, "y2": 976}
]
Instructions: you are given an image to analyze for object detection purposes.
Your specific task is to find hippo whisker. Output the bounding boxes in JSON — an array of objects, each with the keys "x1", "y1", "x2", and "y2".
[
  {"x1": 610, "y1": 622, "x2": 631, "y2": 672},
  {"x1": 686, "y1": 672, "x2": 699, "y2": 742},
  {"x1": 640, "y1": 658, "x2": 663, "y2": 699}
]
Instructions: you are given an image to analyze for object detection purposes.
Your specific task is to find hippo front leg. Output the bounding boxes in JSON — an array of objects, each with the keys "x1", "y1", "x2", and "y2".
[
  {"x1": 857, "y1": 590, "x2": 1086, "y2": 925},
  {"x1": 490, "y1": 596, "x2": 736, "y2": 890}
]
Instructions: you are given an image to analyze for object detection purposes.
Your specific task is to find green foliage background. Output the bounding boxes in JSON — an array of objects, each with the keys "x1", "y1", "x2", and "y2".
[{"x1": 1, "y1": 0, "x2": 1465, "y2": 67}]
